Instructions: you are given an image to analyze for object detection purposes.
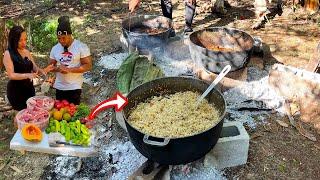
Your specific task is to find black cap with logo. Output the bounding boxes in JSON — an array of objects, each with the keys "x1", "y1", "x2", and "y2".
[{"x1": 57, "y1": 16, "x2": 72, "y2": 35}]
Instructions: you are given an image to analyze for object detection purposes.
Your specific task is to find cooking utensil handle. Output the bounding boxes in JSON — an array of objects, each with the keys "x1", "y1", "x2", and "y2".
[
  {"x1": 197, "y1": 65, "x2": 231, "y2": 104},
  {"x1": 143, "y1": 135, "x2": 170, "y2": 147}
]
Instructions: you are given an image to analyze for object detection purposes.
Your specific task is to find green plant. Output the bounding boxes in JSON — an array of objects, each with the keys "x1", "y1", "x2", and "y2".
[
  {"x1": 43, "y1": 0, "x2": 54, "y2": 6},
  {"x1": 84, "y1": 14, "x2": 93, "y2": 25},
  {"x1": 278, "y1": 163, "x2": 286, "y2": 173},
  {"x1": 71, "y1": 103, "x2": 90, "y2": 121},
  {"x1": 5, "y1": 19, "x2": 15, "y2": 29},
  {"x1": 30, "y1": 18, "x2": 58, "y2": 53},
  {"x1": 80, "y1": 0, "x2": 90, "y2": 5}
]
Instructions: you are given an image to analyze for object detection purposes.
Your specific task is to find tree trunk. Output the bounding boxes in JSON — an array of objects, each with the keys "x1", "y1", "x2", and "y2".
[
  {"x1": 304, "y1": 0, "x2": 319, "y2": 12},
  {"x1": 0, "y1": 18, "x2": 7, "y2": 70}
]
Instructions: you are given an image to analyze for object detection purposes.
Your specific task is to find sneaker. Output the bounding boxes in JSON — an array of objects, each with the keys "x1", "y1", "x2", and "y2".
[{"x1": 184, "y1": 26, "x2": 193, "y2": 33}]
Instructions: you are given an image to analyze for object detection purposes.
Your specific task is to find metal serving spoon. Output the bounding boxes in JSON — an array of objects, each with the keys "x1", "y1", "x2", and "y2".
[{"x1": 196, "y1": 65, "x2": 231, "y2": 106}]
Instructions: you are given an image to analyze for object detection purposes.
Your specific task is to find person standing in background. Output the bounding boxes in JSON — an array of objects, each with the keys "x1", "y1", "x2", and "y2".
[
  {"x1": 3, "y1": 25, "x2": 47, "y2": 110},
  {"x1": 129, "y1": 0, "x2": 196, "y2": 33},
  {"x1": 46, "y1": 16, "x2": 92, "y2": 105}
]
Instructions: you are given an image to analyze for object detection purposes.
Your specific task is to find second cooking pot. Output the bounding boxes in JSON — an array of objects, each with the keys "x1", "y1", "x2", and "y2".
[{"x1": 122, "y1": 14, "x2": 172, "y2": 53}]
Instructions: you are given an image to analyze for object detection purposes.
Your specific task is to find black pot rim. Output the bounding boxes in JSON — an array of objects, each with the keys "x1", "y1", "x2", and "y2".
[
  {"x1": 121, "y1": 76, "x2": 227, "y2": 140},
  {"x1": 189, "y1": 27, "x2": 254, "y2": 53},
  {"x1": 122, "y1": 14, "x2": 173, "y2": 36}
]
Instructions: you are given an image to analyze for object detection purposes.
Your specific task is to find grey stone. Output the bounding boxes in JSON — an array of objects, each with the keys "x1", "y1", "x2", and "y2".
[{"x1": 205, "y1": 121, "x2": 250, "y2": 169}]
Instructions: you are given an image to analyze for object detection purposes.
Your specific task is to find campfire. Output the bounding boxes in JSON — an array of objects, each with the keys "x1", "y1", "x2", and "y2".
[
  {"x1": 98, "y1": 16, "x2": 320, "y2": 179},
  {"x1": 37, "y1": 22, "x2": 320, "y2": 179}
]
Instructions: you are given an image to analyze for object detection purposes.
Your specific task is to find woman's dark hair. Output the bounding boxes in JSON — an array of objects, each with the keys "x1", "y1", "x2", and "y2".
[{"x1": 8, "y1": 25, "x2": 25, "y2": 54}]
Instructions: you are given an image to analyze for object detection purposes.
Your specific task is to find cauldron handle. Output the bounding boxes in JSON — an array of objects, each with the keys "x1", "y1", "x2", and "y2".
[{"x1": 143, "y1": 135, "x2": 170, "y2": 147}]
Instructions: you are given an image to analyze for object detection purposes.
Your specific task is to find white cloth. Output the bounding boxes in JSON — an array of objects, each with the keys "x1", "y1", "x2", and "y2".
[{"x1": 50, "y1": 40, "x2": 90, "y2": 90}]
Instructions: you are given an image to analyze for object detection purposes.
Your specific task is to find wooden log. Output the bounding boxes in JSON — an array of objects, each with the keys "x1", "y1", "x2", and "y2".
[
  {"x1": 269, "y1": 64, "x2": 320, "y2": 132},
  {"x1": 128, "y1": 161, "x2": 168, "y2": 180},
  {"x1": 195, "y1": 68, "x2": 246, "y2": 92},
  {"x1": 304, "y1": 0, "x2": 319, "y2": 12}
]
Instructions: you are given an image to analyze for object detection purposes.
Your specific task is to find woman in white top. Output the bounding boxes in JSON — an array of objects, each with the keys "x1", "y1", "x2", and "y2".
[{"x1": 46, "y1": 16, "x2": 92, "y2": 105}]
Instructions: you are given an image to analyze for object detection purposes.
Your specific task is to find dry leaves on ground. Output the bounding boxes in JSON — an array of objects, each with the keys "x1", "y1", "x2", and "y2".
[
  {"x1": 10, "y1": 165, "x2": 22, "y2": 173},
  {"x1": 0, "y1": 163, "x2": 6, "y2": 171},
  {"x1": 250, "y1": 133, "x2": 263, "y2": 140},
  {"x1": 296, "y1": 123, "x2": 317, "y2": 142},
  {"x1": 276, "y1": 120, "x2": 289, "y2": 128}
]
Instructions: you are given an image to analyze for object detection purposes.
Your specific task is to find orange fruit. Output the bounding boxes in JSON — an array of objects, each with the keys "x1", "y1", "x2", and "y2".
[
  {"x1": 50, "y1": 108, "x2": 57, "y2": 117},
  {"x1": 63, "y1": 113, "x2": 71, "y2": 121},
  {"x1": 53, "y1": 111, "x2": 63, "y2": 121},
  {"x1": 60, "y1": 107, "x2": 67, "y2": 114}
]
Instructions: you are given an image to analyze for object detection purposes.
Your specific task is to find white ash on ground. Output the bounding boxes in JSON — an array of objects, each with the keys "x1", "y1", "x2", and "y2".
[
  {"x1": 47, "y1": 137, "x2": 227, "y2": 179},
  {"x1": 98, "y1": 52, "x2": 129, "y2": 70},
  {"x1": 51, "y1": 156, "x2": 82, "y2": 178},
  {"x1": 43, "y1": 140, "x2": 145, "y2": 179},
  {"x1": 102, "y1": 140, "x2": 147, "y2": 180},
  {"x1": 155, "y1": 55, "x2": 194, "y2": 76},
  {"x1": 101, "y1": 140, "x2": 227, "y2": 179},
  {"x1": 224, "y1": 66, "x2": 286, "y2": 128},
  {"x1": 171, "y1": 162, "x2": 226, "y2": 180},
  {"x1": 98, "y1": 36, "x2": 195, "y2": 77},
  {"x1": 155, "y1": 36, "x2": 194, "y2": 76},
  {"x1": 83, "y1": 77, "x2": 92, "y2": 85}
]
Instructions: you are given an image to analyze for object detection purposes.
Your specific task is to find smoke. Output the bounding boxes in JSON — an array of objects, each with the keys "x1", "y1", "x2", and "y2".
[{"x1": 121, "y1": 31, "x2": 196, "y2": 76}]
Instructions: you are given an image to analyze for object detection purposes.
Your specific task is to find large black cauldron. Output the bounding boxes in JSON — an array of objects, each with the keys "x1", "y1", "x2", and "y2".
[
  {"x1": 189, "y1": 27, "x2": 254, "y2": 73},
  {"x1": 121, "y1": 77, "x2": 226, "y2": 165},
  {"x1": 122, "y1": 15, "x2": 172, "y2": 53}
]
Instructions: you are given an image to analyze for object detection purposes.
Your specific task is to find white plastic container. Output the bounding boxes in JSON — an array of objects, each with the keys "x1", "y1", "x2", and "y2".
[{"x1": 15, "y1": 108, "x2": 50, "y2": 130}]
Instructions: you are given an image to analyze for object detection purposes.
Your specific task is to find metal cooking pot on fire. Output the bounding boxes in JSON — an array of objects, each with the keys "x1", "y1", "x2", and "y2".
[
  {"x1": 122, "y1": 15, "x2": 173, "y2": 54},
  {"x1": 120, "y1": 76, "x2": 226, "y2": 165},
  {"x1": 189, "y1": 27, "x2": 254, "y2": 73}
]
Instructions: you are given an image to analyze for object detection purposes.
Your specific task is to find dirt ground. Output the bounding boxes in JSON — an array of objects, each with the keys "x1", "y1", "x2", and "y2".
[{"x1": 1, "y1": 0, "x2": 320, "y2": 179}]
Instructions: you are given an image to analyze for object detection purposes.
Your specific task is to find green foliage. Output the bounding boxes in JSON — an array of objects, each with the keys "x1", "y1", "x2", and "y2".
[
  {"x1": 278, "y1": 163, "x2": 286, "y2": 173},
  {"x1": 5, "y1": 17, "x2": 81, "y2": 54},
  {"x1": 71, "y1": 103, "x2": 91, "y2": 121},
  {"x1": 5, "y1": 19, "x2": 15, "y2": 29},
  {"x1": 30, "y1": 18, "x2": 58, "y2": 53},
  {"x1": 80, "y1": 0, "x2": 90, "y2": 5},
  {"x1": 43, "y1": 0, "x2": 54, "y2": 6},
  {"x1": 117, "y1": 53, "x2": 164, "y2": 94},
  {"x1": 84, "y1": 15, "x2": 94, "y2": 25}
]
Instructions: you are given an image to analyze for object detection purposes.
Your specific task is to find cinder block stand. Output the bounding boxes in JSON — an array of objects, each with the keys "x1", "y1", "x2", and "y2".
[{"x1": 204, "y1": 121, "x2": 250, "y2": 169}]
